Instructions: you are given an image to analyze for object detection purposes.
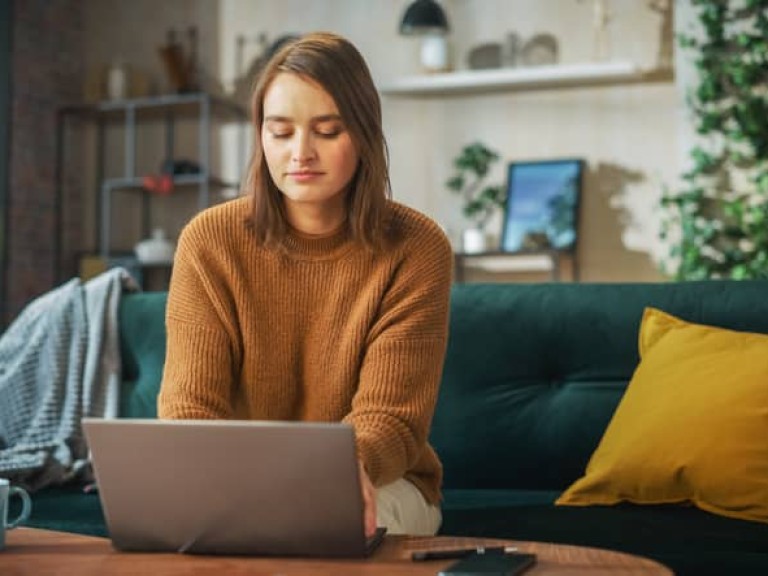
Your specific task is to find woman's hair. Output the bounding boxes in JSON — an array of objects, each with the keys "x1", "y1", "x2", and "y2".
[{"x1": 245, "y1": 32, "x2": 392, "y2": 250}]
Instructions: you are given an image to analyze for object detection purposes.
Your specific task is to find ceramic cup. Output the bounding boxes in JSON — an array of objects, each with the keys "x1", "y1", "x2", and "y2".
[{"x1": 0, "y1": 478, "x2": 32, "y2": 551}]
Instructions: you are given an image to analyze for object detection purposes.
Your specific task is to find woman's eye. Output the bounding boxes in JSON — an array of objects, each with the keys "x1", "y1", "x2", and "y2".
[
  {"x1": 317, "y1": 128, "x2": 344, "y2": 139},
  {"x1": 270, "y1": 132, "x2": 292, "y2": 139},
  {"x1": 315, "y1": 122, "x2": 344, "y2": 138}
]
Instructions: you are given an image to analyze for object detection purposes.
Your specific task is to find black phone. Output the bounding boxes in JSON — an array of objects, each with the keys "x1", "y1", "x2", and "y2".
[{"x1": 438, "y1": 550, "x2": 537, "y2": 576}]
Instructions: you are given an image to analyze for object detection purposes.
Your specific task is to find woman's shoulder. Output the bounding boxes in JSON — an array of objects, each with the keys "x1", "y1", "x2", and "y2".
[
  {"x1": 381, "y1": 201, "x2": 453, "y2": 286},
  {"x1": 181, "y1": 196, "x2": 252, "y2": 241},
  {"x1": 386, "y1": 201, "x2": 451, "y2": 251}
]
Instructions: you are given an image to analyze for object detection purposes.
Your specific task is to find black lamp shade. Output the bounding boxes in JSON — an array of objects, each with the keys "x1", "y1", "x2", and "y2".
[{"x1": 399, "y1": 0, "x2": 450, "y2": 35}]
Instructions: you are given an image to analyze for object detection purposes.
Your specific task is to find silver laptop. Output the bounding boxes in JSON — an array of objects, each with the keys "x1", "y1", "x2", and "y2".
[{"x1": 82, "y1": 418, "x2": 386, "y2": 557}]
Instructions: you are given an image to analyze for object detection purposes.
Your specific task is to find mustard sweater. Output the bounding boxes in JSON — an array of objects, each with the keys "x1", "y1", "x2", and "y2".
[{"x1": 157, "y1": 197, "x2": 453, "y2": 504}]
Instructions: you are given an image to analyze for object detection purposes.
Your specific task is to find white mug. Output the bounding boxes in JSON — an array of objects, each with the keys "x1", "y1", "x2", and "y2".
[{"x1": 0, "y1": 478, "x2": 32, "y2": 550}]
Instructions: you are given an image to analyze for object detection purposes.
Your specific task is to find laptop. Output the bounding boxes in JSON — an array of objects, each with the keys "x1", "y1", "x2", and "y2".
[{"x1": 82, "y1": 418, "x2": 386, "y2": 557}]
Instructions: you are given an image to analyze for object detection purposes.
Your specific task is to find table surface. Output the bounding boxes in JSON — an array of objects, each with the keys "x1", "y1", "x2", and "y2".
[{"x1": 2, "y1": 528, "x2": 673, "y2": 575}]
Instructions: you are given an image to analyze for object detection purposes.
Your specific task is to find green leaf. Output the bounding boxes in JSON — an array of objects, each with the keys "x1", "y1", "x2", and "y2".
[
  {"x1": 446, "y1": 175, "x2": 464, "y2": 192},
  {"x1": 447, "y1": 142, "x2": 503, "y2": 226},
  {"x1": 632, "y1": 0, "x2": 768, "y2": 281}
]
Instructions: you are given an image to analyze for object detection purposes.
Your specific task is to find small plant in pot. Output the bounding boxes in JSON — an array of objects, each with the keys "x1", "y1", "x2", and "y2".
[{"x1": 446, "y1": 142, "x2": 505, "y2": 253}]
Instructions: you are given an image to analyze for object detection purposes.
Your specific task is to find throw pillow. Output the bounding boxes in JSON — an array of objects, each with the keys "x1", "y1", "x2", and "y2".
[{"x1": 556, "y1": 306, "x2": 768, "y2": 523}]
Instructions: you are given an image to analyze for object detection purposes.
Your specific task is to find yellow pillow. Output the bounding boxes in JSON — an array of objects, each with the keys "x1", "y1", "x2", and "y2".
[{"x1": 556, "y1": 306, "x2": 768, "y2": 523}]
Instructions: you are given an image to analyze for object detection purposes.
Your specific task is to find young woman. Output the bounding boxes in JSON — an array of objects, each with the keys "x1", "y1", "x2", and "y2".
[{"x1": 158, "y1": 32, "x2": 453, "y2": 537}]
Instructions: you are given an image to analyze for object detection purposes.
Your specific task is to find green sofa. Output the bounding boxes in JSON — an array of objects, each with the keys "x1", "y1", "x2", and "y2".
[{"x1": 16, "y1": 281, "x2": 768, "y2": 575}]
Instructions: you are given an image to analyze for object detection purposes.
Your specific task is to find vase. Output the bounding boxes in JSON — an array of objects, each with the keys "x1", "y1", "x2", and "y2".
[
  {"x1": 107, "y1": 62, "x2": 128, "y2": 100},
  {"x1": 420, "y1": 36, "x2": 450, "y2": 73},
  {"x1": 134, "y1": 228, "x2": 175, "y2": 264},
  {"x1": 462, "y1": 228, "x2": 488, "y2": 254}
]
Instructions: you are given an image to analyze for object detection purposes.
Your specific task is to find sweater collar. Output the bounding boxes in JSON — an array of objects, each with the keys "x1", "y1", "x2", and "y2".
[{"x1": 283, "y1": 223, "x2": 352, "y2": 259}]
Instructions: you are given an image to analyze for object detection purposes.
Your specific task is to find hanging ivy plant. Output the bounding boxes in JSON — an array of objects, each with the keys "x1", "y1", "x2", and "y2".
[{"x1": 660, "y1": 0, "x2": 768, "y2": 280}]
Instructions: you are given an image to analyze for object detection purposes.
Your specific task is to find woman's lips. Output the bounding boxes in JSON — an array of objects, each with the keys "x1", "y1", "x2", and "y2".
[{"x1": 287, "y1": 171, "x2": 324, "y2": 182}]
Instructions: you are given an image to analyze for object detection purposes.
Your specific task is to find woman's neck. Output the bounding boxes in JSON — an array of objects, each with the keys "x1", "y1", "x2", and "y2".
[{"x1": 283, "y1": 198, "x2": 347, "y2": 237}]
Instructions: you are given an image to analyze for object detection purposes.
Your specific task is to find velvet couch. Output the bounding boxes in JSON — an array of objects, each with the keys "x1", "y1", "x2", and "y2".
[{"x1": 16, "y1": 281, "x2": 768, "y2": 575}]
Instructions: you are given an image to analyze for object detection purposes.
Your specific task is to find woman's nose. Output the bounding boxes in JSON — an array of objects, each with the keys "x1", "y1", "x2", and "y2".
[{"x1": 291, "y1": 133, "x2": 316, "y2": 163}]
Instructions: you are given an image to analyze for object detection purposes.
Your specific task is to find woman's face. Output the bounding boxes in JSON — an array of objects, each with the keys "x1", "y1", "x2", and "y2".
[{"x1": 261, "y1": 72, "x2": 360, "y2": 233}]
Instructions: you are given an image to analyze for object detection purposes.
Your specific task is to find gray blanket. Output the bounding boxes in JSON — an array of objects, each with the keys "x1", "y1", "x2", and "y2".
[{"x1": 0, "y1": 268, "x2": 138, "y2": 491}]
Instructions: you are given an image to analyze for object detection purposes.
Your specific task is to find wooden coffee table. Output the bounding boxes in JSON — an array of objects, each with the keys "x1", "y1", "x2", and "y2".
[{"x1": 3, "y1": 528, "x2": 672, "y2": 575}]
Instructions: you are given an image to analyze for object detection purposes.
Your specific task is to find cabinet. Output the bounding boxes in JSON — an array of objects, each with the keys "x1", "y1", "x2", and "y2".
[{"x1": 55, "y1": 92, "x2": 248, "y2": 287}]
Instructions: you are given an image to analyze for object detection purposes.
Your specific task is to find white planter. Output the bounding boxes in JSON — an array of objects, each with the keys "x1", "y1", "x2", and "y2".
[{"x1": 462, "y1": 228, "x2": 489, "y2": 254}]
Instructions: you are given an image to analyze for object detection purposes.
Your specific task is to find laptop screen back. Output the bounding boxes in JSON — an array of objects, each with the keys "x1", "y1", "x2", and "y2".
[{"x1": 83, "y1": 418, "x2": 369, "y2": 557}]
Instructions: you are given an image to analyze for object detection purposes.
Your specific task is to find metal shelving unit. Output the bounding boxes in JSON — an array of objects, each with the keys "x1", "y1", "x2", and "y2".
[{"x1": 55, "y1": 92, "x2": 248, "y2": 284}]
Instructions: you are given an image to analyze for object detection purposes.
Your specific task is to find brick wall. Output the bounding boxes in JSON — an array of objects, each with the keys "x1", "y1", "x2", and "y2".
[{"x1": 5, "y1": 0, "x2": 84, "y2": 324}]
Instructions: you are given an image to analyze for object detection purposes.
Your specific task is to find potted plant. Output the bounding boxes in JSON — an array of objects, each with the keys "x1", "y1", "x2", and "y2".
[
  {"x1": 446, "y1": 142, "x2": 505, "y2": 253},
  {"x1": 660, "y1": 0, "x2": 768, "y2": 280}
]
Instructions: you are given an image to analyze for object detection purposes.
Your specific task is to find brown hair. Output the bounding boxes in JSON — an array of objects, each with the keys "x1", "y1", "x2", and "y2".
[{"x1": 245, "y1": 32, "x2": 392, "y2": 250}]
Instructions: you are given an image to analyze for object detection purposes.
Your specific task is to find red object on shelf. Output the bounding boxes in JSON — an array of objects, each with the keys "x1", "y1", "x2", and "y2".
[{"x1": 142, "y1": 173, "x2": 174, "y2": 195}]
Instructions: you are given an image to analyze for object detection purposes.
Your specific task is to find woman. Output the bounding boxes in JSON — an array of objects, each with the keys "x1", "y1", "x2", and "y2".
[{"x1": 158, "y1": 32, "x2": 453, "y2": 537}]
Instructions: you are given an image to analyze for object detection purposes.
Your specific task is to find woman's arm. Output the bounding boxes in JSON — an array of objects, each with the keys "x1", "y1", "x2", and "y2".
[
  {"x1": 157, "y1": 224, "x2": 240, "y2": 420},
  {"x1": 343, "y1": 220, "x2": 453, "y2": 486}
]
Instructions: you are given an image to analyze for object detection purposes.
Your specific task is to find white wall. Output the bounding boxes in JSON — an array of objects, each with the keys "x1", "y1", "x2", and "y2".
[{"x1": 85, "y1": 0, "x2": 684, "y2": 281}]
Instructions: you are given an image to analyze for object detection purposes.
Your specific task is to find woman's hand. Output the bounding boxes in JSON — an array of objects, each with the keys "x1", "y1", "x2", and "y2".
[{"x1": 358, "y1": 460, "x2": 377, "y2": 538}]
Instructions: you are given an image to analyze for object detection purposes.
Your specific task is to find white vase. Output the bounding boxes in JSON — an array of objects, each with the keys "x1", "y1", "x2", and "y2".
[
  {"x1": 420, "y1": 36, "x2": 450, "y2": 73},
  {"x1": 134, "y1": 228, "x2": 175, "y2": 264},
  {"x1": 462, "y1": 228, "x2": 488, "y2": 254},
  {"x1": 107, "y1": 62, "x2": 128, "y2": 100}
]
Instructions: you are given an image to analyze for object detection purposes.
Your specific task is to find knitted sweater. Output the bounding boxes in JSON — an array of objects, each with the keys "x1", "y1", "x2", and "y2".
[{"x1": 158, "y1": 197, "x2": 453, "y2": 504}]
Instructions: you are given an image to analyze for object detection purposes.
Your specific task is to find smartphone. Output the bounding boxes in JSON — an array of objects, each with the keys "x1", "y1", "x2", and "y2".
[{"x1": 438, "y1": 550, "x2": 537, "y2": 576}]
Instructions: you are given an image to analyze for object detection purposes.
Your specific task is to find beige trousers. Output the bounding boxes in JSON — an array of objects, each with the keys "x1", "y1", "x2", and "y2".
[{"x1": 375, "y1": 478, "x2": 442, "y2": 536}]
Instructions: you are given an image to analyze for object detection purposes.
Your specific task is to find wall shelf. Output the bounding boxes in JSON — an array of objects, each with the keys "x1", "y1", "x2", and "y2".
[{"x1": 380, "y1": 61, "x2": 668, "y2": 97}]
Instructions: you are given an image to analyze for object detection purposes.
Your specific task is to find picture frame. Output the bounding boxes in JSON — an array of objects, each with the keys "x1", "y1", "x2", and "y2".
[{"x1": 500, "y1": 158, "x2": 584, "y2": 254}]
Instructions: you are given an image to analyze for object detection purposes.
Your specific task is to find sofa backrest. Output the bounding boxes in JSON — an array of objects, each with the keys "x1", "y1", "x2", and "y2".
[
  {"x1": 119, "y1": 291, "x2": 168, "y2": 418},
  {"x1": 117, "y1": 281, "x2": 768, "y2": 492},
  {"x1": 430, "y1": 280, "x2": 768, "y2": 492}
]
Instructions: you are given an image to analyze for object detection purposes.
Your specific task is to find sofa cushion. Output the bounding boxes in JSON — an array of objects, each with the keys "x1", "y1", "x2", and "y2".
[
  {"x1": 443, "y1": 488, "x2": 559, "y2": 510},
  {"x1": 557, "y1": 307, "x2": 768, "y2": 523},
  {"x1": 431, "y1": 281, "x2": 768, "y2": 492},
  {"x1": 118, "y1": 292, "x2": 168, "y2": 418},
  {"x1": 440, "y1": 503, "x2": 768, "y2": 576}
]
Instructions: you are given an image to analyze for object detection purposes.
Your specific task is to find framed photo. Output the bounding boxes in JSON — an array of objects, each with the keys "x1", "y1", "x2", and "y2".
[{"x1": 500, "y1": 158, "x2": 584, "y2": 253}]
